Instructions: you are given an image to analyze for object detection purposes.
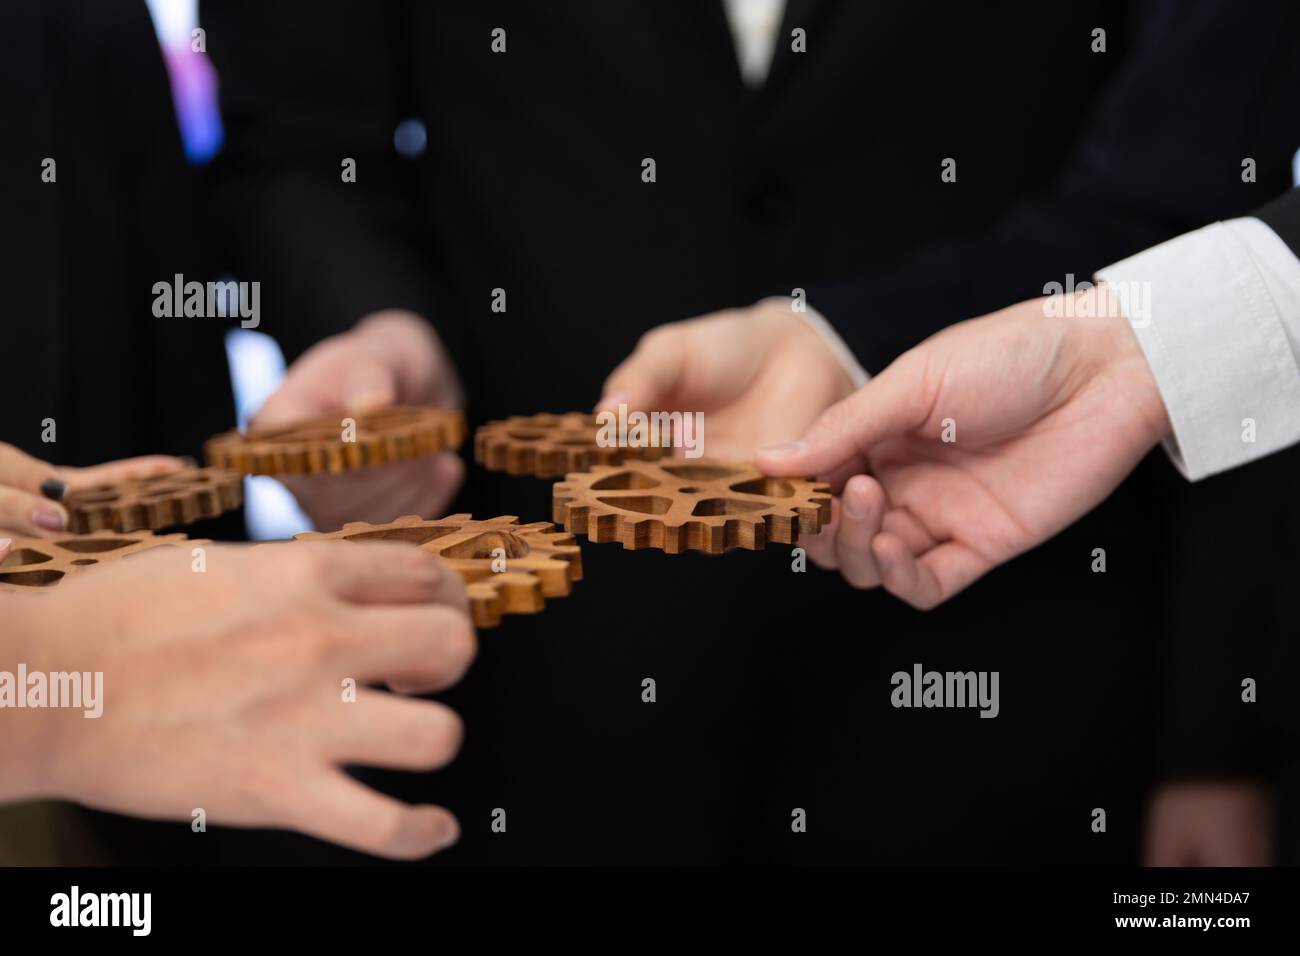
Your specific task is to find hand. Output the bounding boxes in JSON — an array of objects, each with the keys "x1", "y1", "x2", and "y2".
[
  {"x1": 1, "y1": 540, "x2": 475, "y2": 859},
  {"x1": 759, "y1": 287, "x2": 1170, "y2": 608},
  {"x1": 599, "y1": 298, "x2": 857, "y2": 459},
  {"x1": 254, "y1": 309, "x2": 465, "y2": 530},
  {"x1": 1144, "y1": 781, "x2": 1274, "y2": 866},
  {"x1": 0, "y1": 442, "x2": 184, "y2": 537}
]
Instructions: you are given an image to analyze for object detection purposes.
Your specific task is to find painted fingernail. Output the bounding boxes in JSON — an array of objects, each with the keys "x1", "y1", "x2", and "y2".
[
  {"x1": 32, "y1": 505, "x2": 66, "y2": 531},
  {"x1": 759, "y1": 440, "x2": 807, "y2": 457},
  {"x1": 39, "y1": 478, "x2": 67, "y2": 501}
]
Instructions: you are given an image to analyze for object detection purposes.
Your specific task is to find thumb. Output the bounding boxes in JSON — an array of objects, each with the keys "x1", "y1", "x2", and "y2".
[
  {"x1": 598, "y1": 328, "x2": 686, "y2": 412},
  {"x1": 758, "y1": 358, "x2": 924, "y2": 477},
  {"x1": 342, "y1": 359, "x2": 400, "y2": 413}
]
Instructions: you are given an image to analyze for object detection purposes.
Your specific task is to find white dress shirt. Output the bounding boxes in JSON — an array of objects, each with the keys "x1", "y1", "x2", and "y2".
[{"x1": 1097, "y1": 217, "x2": 1300, "y2": 481}]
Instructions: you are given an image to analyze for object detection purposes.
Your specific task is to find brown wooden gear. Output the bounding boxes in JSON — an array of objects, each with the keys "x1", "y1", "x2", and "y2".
[
  {"x1": 0, "y1": 530, "x2": 200, "y2": 592},
  {"x1": 474, "y1": 412, "x2": 667, "y2": 477},
  {"x1": 295, "y1": 514, "x2": 582, "y2": 628},
  {"x1": 205, "y1": 405, "x2": 466, "y2": 476},
  {"x1": 63, "y1": 467, "x2": 242, "y2": 533},
  {"x1": 553, "y1": 459, "x2": 832, "y2": 554}
]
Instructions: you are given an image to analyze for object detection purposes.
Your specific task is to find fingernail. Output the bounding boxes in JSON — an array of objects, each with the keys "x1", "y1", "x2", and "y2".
[
  {"x1": 0, "y1": 537, "x2": 11, "y2": 552},
  {"x1": 426, "y1": 815, "x2": 460, "y2": 854},
  {"x1": 759, "y1": 440, "x2": 807, "y2": 457},
  {"x1": 39, "y1": 478, "x2": 67, "y2": 502},
  {"x1": 595, "y1": 391, "x2": 627, "y2": 412},
  {"x1": 843, "y1": 487, "x2": 868, "y2": 520},
  {"x1": 32, "y1": 505, "x2": 66, "y2": 531}
]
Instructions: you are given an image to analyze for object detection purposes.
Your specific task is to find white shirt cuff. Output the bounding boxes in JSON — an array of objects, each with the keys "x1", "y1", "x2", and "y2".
[
  {"x1": 759, "y1": 296, "x2": 870, "y2": 389},
  {"x1": 1095, "y1": 217, "x2": 1300, "y2": 481}
]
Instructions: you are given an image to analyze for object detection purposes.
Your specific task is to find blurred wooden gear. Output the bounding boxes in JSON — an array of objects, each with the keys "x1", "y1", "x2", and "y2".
[
  {"x1": 63, "y1": 467, "x2": 241, "y2": 533},
  {"x1": 474, "y1": 412, "x2": 666, "y2": 477},
  {"x1": 205, "y1": 405, "x2": 466, "y2": 476}
]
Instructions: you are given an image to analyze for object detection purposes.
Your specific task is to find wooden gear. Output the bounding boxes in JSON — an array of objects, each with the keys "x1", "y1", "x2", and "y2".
[
  {"x1": 553, "y1": 459, "x2": 831, "y2": 554},
  {"x1": 296, "y1": 514, "x2": 582, "y2": 628},
  {"x1": 63, "y1": 467, "x2": 242, "y2": 533},
  {"x1": 0, "y1": 531, "x2": 199, "y2": 591},
  {"x1": 205, "y1": 405, "x2": 466, "y2": 476},
  {"x1": 474, "y1": 412, "x2": 667, "y2": 477}
]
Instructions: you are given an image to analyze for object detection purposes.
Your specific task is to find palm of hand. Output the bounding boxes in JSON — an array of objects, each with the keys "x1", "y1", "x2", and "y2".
[{"x1": 866, "y1": 320, "x2": 1164, "y2": 578}]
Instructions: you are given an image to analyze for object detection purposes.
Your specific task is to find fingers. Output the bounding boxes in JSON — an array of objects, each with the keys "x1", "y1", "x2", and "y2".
[
  {"x1": 758, "y1": 357, "x2": 925, "y2": 478},
  {"x1": 345, "y1": 603, "x2": 477, "y2": 694},
  {"x1": 0, "y1": 486, "x2": 68, "y2": 537},
  {"x1": 832, "y1": 475, "x2": 887, "y2": 588},
  {"x1": 292, "y1": 771, "x2": 459, "y2": 859},
  {"x1": 341, "y1": 359, "x2": 399, "y2": 413},
  {"x1": 62, "y1": 455, "x2": 186, "y2": 489},
  {"x1": 871, "y1": 534, "x2": 990, "y2": 610},
  {"x1": 599, "y1": 326, "x2": 687, "y2": 411},
  {"x1": 0, "y1": 537, "x2": 10, "y2": 562},
  {"x1": 311, "y1": 541, "x2": 470, "y2": 613},
  {"x1": 327, "y1": 692, "x2": 464, "y2": 772},
  {"x1": 0, "y1": 442, "x2": 60, "y2": 495}
]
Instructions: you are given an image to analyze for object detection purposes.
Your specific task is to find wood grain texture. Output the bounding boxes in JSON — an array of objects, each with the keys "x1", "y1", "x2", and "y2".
[
  {"x1": 63, "y1": 467, "x2": 241, "y2": 533},
  {"x1": 206, "y1": 405, "x2": 465, "y2": 476},
  {"x1": 296, "y1": 514, "x2": 582, "y2": 628},
  {"x1": 475, "y1": 412, "x2": 666, "y2": 477},
  {"x1": 0, "y1": 531, "x2": 201, "y2": 592},
  {"x1": 553, "y1": 459, "x2": 831, "y2": 554}
]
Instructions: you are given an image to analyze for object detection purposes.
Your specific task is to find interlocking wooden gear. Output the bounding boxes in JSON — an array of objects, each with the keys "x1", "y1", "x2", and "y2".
[
  {"x1": 0, "y1": 531, "x2": 199, "y2": 591},
  {"x1": 295, "y1": 514, "x2": 582, "y2": 628},
  {"x1": 63, "y1": 467, "x2": 242, "y2": 533},
  {"x1": 205, "y1": 405, "x2": 466, "y2": 476},
  {"x1": 474, "y1": 412, "x2": 667, "y2": 477},
  {"x1": 553, "y1": 459, "x2": 832, "y2": 554}
]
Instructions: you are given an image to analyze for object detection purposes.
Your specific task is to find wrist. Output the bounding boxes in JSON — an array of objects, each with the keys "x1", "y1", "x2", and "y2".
[
  {"x1": 756, "y1": 297, "x2": 862, "y2": 401},
  {"x1": 1070, "y1": 284, "x2": 1173, "y2": 443}
]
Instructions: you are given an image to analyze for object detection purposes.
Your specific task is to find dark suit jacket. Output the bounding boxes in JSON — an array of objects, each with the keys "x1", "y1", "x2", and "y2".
[
  {"x1": 0, "y1": 0, "x2": 233, "y2": 467},
  {"x1": 205, "y1": 0, "x2": 1300, "y2": 864}
]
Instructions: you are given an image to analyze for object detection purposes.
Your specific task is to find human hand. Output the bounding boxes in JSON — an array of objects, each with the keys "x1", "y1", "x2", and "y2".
[
  {"x1": 599, "y1": 298, "x2": 858, "y2": 459},
  {"x1": 254, "y1": 309, "x2": 465, "y2": 530},
  {"x1": 759, "y1": 287, "x2": 1170, "y2": 608},
  {"x1": 0, "y1": 442, "x2": 184, "y2": 537},
  {"x1": 1, "y1": 540, "x2": 475, "y2": 859},
  {"x1": 1144, "y1": 781, "x2": 1274, "y2": 866}
]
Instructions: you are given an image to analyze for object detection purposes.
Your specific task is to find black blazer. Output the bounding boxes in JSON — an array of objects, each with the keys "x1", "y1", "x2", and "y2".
[
  {"x1": 0, "y1": 0, "x2": 233, "y2": 466},
  {"x1": 205, "y1": 0, "x2": 1300, "y2": 864}
]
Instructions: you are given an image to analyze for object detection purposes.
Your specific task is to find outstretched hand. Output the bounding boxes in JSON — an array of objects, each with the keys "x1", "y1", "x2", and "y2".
[{"x1": 759, "y1": 287, "x2": 1170, "y2": 608}]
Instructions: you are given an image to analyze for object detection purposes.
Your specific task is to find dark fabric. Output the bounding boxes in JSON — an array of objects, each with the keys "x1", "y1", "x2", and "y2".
[
  {"x1": 204, "y1": 0, "x2": 1295, "y2": 863},
  {"x1": 0, "y1": 0, "x2": 234, "y2": 467},
  {"x1": 1255, "y1": 187, "x2": 1300, "y2": 260}
]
